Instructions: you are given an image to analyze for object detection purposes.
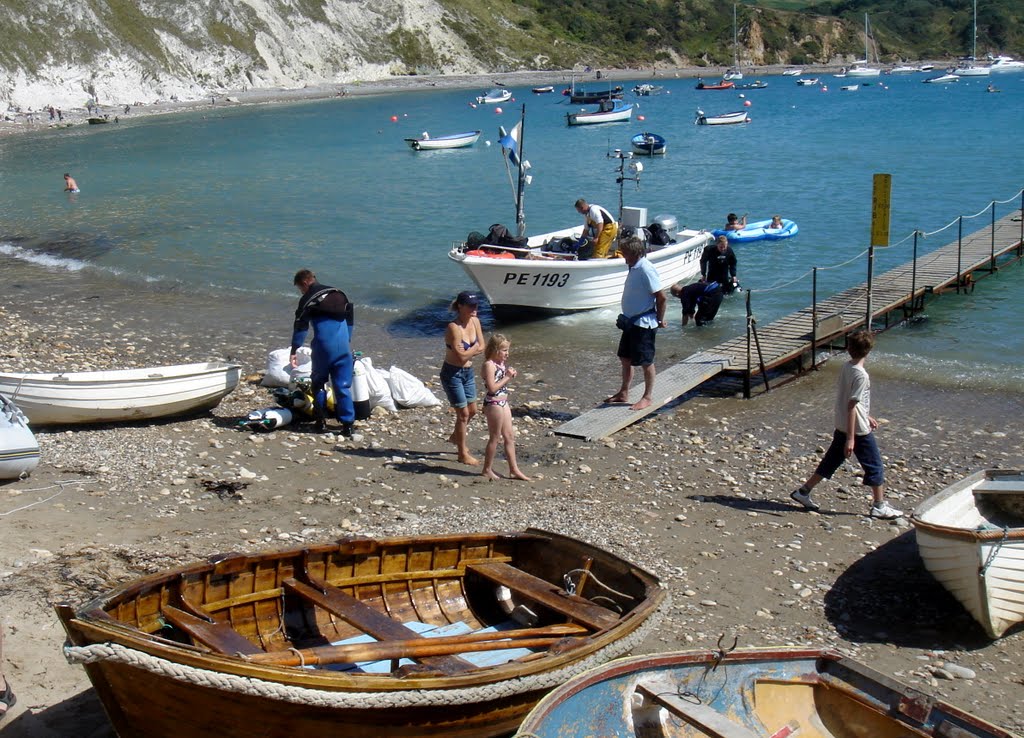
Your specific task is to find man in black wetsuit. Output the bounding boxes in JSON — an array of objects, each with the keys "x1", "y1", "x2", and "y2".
[
  {"x1": 290, "y1": 269, "x2": 355, "y2": 435},
  {"x1": 700, "y1": 235, "x2": 738, "y2": 294},
  {"x1": 670, "y1": 280, "x2": 724, "y2": 327}
]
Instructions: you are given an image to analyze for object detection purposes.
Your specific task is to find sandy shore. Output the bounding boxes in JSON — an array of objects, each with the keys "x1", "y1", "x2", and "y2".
[{"x1": 1, "y1": 247, "x2": 1022, "y2": 736}]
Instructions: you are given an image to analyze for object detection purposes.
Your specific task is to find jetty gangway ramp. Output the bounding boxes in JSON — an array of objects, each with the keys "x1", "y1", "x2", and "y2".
[{"x1": 554, "y1": 207, "x2": 1023, "y2": 440}]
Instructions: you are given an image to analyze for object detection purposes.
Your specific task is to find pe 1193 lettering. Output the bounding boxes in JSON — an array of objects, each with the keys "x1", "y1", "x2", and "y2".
[{"x1": 503, "y1": 273, "x2": 570, "y2": 287}]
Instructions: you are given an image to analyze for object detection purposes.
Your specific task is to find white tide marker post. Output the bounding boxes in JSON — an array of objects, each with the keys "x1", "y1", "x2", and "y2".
[{"x1": 866, "y1": 173, "x2": 891, "y2": 329}]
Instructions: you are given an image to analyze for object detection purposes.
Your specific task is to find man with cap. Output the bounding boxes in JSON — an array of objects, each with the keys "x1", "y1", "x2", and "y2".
[{"x1": 290, "y1": 269, "x2": 355, "y2": 435}]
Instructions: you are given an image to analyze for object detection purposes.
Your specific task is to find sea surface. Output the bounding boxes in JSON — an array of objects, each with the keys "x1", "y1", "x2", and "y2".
[{"x1": 1, "y1": 72, "x2": 1022, "y2": 392}]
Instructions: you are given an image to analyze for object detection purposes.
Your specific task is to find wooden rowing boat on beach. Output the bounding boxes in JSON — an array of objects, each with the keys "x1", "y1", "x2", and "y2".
[
  {"x1": 56, "y1": 529, "x2": 665, "y2": 737},
  {"x1": 911, "y1": 469, "x2": 1024, "y2": 638},
  {"x1": 515, "y1": 648, "x2": 1017, "y2": 737},
  {"x1": 0, "y1": 361, "x2": 241, "y2": 425}
]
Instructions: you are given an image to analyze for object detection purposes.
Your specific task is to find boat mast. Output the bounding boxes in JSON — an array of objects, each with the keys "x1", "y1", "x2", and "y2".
[
  {"x1": 972, "y1": 0, "x2": 978, "y2": 61},
  {"x1": 733, "y1": 4, "x2": 739, "y2": 68},
  {"x1": 514, "y1": 104, "x2": 526, "y2": 237},
  {"x1": 864, "y1": 13, "x2": 870, "y2": 63}
]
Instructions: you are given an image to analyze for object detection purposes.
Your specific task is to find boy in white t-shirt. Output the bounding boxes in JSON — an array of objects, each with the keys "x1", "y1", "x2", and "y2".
[{"x1": 790, "y1": 330, "x2": 903, "y2": 520}]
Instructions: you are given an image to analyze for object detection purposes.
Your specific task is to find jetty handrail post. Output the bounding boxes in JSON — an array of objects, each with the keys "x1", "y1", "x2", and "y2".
[
  {"x1": 811, "y1": 267, "x2": 819, "y2": 363},
  {"x1": 1019, "y1": 188, "x2": 1024, "y2": 258},
  {"x1": 956, "y1": 215, "x2": 964, "y2": 294},
  {"x1": 744, "y1": 289, "x2": 752, "y2": 398},
  {"x1": 911, "y1": 230, "x2": 919, "y2": 312},
  {"x1": 744, "y1": 289, "x2": 770, "y2": 396},
  {"x1": 989, "y1": 199, "x2": 996, "y2": 272}
]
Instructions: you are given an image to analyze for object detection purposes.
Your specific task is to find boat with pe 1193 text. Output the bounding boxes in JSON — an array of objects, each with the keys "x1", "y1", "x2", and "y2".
[
  {"x1": 449, "y1": 107, "x2": 712, "y2": 320},
  {"x1": 55, "y1": 528, "x2": 665, "y2": 738}
]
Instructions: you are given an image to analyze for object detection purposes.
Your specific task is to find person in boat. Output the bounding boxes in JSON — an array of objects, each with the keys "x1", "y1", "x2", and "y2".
[
  {"x1": 606, "y1": 235, "x2": 666, "y2": 411},
  {"x1": 441, "y1": 291, "x2": 485, "y2": 466},
  {"x1": 574, "y1": 198, "x2": 618, "y2": 259},
  {"x1": 669, "y1": 280, "x2": 723, "y2": 327},
  {"x1": 700, "y1": 235, "x2": 739, "y2": 294},
  {"x1": 63, "y1": 173, "x2": 79, "y2": 193},
  {"x1": 0, "y1": 618, "x2": 14, "y2": 722},
  {"x1": 790, "y1": 330, "x2": 904, "y2": 520},
  {"x1": 768, "y1": 215, "x2": 784, "y2": 229},
  {"x1": 290, "y1": 269, "x2": 355, "y2": 436},
  {"x1": 725, "y1": 212, "x2": 747, "y2": 231},
  {"x1": 480, "y1": 333, "x2": 530, "y2": 482}
]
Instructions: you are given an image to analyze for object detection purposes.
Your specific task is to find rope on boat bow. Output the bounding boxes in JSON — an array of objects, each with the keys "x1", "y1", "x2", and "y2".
[{"x1": 62, "y1": 596, "x2": 668, "y2": 708}]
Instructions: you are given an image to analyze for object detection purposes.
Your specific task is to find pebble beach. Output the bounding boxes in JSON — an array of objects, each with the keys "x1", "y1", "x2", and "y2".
[{"x1": 1, "y1": 69, "x2": 1024, "y2": 736}]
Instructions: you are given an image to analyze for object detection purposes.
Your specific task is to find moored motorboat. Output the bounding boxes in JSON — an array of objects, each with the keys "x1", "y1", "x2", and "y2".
[
  {"x1": 531, "y1": 85, "x2": 554, "y2": 93},
  {"x1": 841, "y1": 84, "x2": 860, "y2": 91},
  {"x1": 694, "y1": 109, "x2": 750, "y2": 126},
  {"x1": 797, "y1": 77, "x2": 819, "y2": 86},
  {"x1": 630, "y1": 132, "x2": 666, "y2": 156},
  {"x1": 476, "y1": 88, "x2": 511, "y2": 104},
  {"x1": 989, "y1": 55, "x2": 1024, "y2": 72},
  {"x1": 737, "y1": 80, "x2": 767, "y2": 89},
  {"x1": 924, "y1": 73, "x2": 960, "y2": 83},
  {"x1": 0, "y1": 362, "x2": 241, "y2": 425},
  {"x1": 515, "y1": 648, "x2": 1017, "y2": 737},
  {"x1": 713, "y1": 218, "x2": 798, "y2": 242},
  {"x1": 565, "y1": 79, "x2": 624, "y2": 104},
  {"x1": 911, "y1": 469, "x2": 1024, "y2": 639},
  {"x1": 566, "y1": 100, "x2": 633, "y2": 126},
  {"x1": 631, "y1": 83, "x2": 662, "y2": 96},
  {"x1": 782, "y1": 67, "x2": 803, "y2": 76},
  {"x1": 57, "y1": 529, "x2": 666, "y2": 738},
  {"x1": 0, "y1": 392, "x2": 39, "y2": 480},
  {"x1": 695, "y1": 78, "x2": 735, "y2": 90},
  {"x1": 405, "y1": 130, "x2": 481, "y2": 151},
  {"x1": 890, "y1": 64, "x2": 919, "y2": 74}
]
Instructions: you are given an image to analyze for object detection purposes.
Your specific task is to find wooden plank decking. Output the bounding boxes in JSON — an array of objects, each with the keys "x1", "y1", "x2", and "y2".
[{"x1": 554, "y1": 212, "x2": 1023, "y2": 440}]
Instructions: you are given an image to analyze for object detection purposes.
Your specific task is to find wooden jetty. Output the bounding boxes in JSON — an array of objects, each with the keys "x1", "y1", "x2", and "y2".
[{"x1": 555, "y1": 208, "x2": 1023, "y2": 440}]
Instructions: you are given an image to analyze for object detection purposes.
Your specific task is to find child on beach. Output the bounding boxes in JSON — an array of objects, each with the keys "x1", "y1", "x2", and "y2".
[
  {"x1": 790, "y1": 330, "x2": 903, "y2": 520},
  {"x1": 480, "y1": 334, "x2": 530, "y2": 481}
]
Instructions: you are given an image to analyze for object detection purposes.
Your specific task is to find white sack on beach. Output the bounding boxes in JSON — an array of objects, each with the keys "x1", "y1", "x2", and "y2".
[
  {"x1": 387, "y1": 366, "x2": 441, "y2": 408},
  {"x1": 262, "y1": 347, "x2": 311, "y2": 387},
  {"x1": 357, "y1": 357, "x2": 397, "y2": 413}
]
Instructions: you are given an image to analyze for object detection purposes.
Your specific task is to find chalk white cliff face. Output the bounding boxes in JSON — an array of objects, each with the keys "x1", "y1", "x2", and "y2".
[{"x1": 0, "y1": 0, "x2": 487, "y2": 110}]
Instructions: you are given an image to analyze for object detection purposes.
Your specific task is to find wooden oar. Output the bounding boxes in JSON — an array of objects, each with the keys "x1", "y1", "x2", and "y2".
[{"x1": 248, "y1": 623, "x2": 589, "y2": 667}]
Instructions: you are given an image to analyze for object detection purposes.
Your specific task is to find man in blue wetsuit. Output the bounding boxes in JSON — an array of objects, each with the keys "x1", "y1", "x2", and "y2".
[
  {"x1": 290, "y1": 269, "x2": 355, "y2": 435},
  {"x1": 670, "y1": 280, "x2": 723, "y2": 327}
]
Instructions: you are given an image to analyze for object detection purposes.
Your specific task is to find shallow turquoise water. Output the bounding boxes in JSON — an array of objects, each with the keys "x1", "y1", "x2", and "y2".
[{"x1": 1, "y1": 72, "x2": 1022, "y2": 389}]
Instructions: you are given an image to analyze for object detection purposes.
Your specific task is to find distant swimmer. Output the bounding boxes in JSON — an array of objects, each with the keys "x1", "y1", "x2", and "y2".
[{"x1": 63, "y1": 173, "x2": 79, "y2": 193}]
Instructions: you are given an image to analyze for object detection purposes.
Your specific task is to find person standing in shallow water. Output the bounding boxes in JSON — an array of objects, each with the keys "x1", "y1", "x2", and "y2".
[
  {"x1": 63, "y1": 173, "x2": 79, "y2": 193},
  {"x1": 441, "y1": 291, "x2": 485, "y2": 465}
]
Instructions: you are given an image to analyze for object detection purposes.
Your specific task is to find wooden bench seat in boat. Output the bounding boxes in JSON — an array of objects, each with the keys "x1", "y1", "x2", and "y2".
[
  {"x1": 282, "y1": 577, "x2": 473, "y2": 673},
  {"x1": 973, "y1": 479, "x2": 1024, "y2": 495},
  {"x1": 466, "y1": 561, "x2": 619, "y2": 631},
  {"x1": 635, "y1": 675, "x2": 762, "y2": 738},
  {"x1": 161, "y1": 604, "x2": 265, "y2": 656}
]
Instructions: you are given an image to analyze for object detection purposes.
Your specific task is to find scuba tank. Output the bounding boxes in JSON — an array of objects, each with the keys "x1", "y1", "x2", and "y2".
[
  {"x1": 352, "y1": 360, "x2": 371, "y2": 420},
  {"x1": 238, "y1": 408, "x2": 293, "y2": 431}
]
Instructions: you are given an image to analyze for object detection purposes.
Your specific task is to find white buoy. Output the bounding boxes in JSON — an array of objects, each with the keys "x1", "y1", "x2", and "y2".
[{"x1": 352, "y1": 362, "x2": 371, "y2": 420}]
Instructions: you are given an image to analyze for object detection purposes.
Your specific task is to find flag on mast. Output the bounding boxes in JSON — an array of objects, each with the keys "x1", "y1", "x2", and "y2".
[{"x1": 498, "y1": 121, "x2": 521, "y2": 167}]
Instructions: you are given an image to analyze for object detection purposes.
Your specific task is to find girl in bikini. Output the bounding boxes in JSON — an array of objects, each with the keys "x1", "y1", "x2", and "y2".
[
  {"x1": 441, "y1": 292, "x2": 485, "y2": 465},
  {"x1": 480, "y1": 334, "x2": 530, "y2": 481}
]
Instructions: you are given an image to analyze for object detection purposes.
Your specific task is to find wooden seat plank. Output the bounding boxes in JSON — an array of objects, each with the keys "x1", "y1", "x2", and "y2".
[
  {"x1": 282, "y1": 577, "x2": 472, "y2": 673},
  {"x1": 635, "y1": 675, "x2": 761, "y2": 738},
  {"x1": 974, "y1": 479, "x2": 1024, "y2": 495},
  {"x1": 467, "y1": 561, "x2": 617, "y2": 631},
  {"x1": 161, "y1": 604, "x2": 263, "y2": 655}
]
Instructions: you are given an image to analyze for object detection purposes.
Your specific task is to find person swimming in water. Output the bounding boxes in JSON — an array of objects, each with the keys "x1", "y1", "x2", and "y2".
[
  {"x1": 63, "y1": 173, "x2": 79, "y2": 193},
  {"x1": 441, "y1": 291, "x2": 485, "y2": 465}
]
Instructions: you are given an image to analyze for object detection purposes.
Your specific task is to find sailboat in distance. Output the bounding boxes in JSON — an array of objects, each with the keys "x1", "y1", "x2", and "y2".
[
  {"x1": 957, "y1": 0, "x2": 990, "y2": 76},
  {"x1": 847, "y1": 13, "x2": 881, "y2": 77},
  {"x1": 723, "y1": 5, "x2": 743, "y2": 81}
]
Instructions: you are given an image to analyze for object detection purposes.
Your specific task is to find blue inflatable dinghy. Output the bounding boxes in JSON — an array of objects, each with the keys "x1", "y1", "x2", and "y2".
[{"x1": 713, "y1": 218, "x2": 798, "y2": 242}]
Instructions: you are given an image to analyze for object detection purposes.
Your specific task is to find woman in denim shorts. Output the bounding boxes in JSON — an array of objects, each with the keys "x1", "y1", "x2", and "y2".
[{"x1": 441, "y1": 291, "x2": 485, "y2": 465}]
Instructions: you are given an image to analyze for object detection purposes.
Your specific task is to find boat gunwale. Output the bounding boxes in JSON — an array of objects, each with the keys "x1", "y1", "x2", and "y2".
[{"x1": 911, "y1": 469, "x2": 1024, "y2": 541}]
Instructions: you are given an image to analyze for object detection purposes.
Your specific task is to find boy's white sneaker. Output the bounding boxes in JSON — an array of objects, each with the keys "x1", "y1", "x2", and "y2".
[
  {"x1": 869, "y1": 501, "x2": 904, "y2": 520},
  {"x1": 790, "y1": 488, "x2": 820, "y2": 512}
]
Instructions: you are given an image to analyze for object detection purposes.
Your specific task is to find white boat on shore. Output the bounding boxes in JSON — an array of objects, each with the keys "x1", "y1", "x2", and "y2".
[
  {"x1": 404, "y1": 130, "x2": 481, "y2": 151},
  {"x1": 566, "y1": 100, "x2": 633, "y2": 126},
  {"x1": 694, "y1": 109, "x2": 750, "y2": 126},
  {"x1": 911, "y1": 469, "x2": 1024, "y2": 639},
  {"x1": 0, "y1": 392, "x2": 39, "y2": 479},
  {"x1": 0, "y1": 362, "x2": 242, "y2": 426},
  {"x1": 782, "y1": 68, "x2": 802, "y2": 76}
]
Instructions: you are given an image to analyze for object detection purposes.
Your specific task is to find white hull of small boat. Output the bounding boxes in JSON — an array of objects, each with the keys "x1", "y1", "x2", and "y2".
[
  {"x1": 889, "y1": 65, "x2": 919, "y2": 74},
  {"x1": 722, "y1": 69, "x2": 743, "y2": 81},
  {"x1": 924, "y1": 73, "x2": 960, "y2": 83},
  {"x1": 0, "y1": 392, "x2": 39, "y2": 479},
  {"x1": 957, "y1": 65, "x2": 990, "y2": 77},
  {"x1": 0, "y1": 362, "x2": 242, "y2": 426},
  {"x1": 841, "y1": 84, "x2": 860, "y2": 91},
  {"x1": 630, "y1": 132, "x2": 666, "y2": 155},
  {"x1": 449, "y1": 228, "x2": 712, "y2": 317},
  {"x1": 796, "y1": 78, "x2": 819, "y2": 86},
  {"x1": 782, "y1": 68, "x2": 802, "y2": 76},
  {"x1": 990, "y1": 56, "x2": 1024, "y2": 72},
  {"x1": 405, "y1": 131, "x2": 481, "y2": 150},
  {"x1": 566, "y1": 104, "x2": 633, "y2": 126},
  {"x1": 846, "y1": 65, "x2": 881, "y2": 77},
  {"x1": 912, "y1": 469, "x2": 1024, "y2": 639},
  {"x1": 531, "y1": 86, "x2": 555, "y2": 93},
  {"x1": 695, "y1": 110, "x2": 749, "y2": 126},
  {"x1": 476, "y1": 89, "x2": 512, "y2": 104}
]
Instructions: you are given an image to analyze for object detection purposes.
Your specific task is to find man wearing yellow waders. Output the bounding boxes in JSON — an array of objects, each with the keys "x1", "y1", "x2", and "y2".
[{"x1": 575, "y1": 198, "x2": 619, "y2": 259}]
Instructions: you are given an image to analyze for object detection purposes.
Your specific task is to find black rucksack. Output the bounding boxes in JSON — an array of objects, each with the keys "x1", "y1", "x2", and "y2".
[
  {"x1": 466, "y1": 231, "x2": 487, "y2": 249},
  {"x1": 488, "y1": 223, "x2": 528, "y2": 249}
]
